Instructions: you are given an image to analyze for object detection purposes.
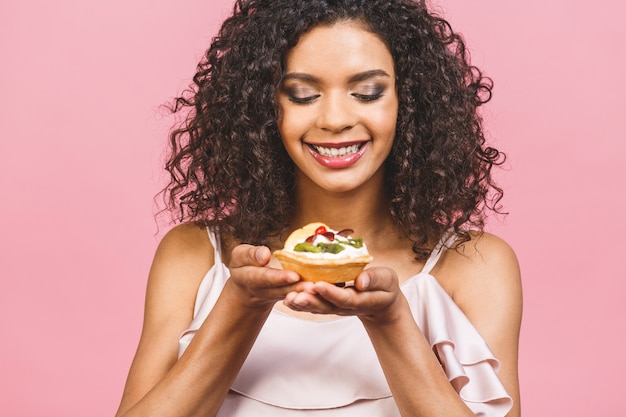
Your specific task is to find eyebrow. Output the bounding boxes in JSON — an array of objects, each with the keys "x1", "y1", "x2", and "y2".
[{"x1": 282, "y1": 69, "x2": 391, "y2": 83}]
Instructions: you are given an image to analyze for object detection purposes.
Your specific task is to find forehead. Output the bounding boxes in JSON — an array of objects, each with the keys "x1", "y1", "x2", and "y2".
[{"x1": 284, "y1": 21, "x2": 395, "y2": 76}]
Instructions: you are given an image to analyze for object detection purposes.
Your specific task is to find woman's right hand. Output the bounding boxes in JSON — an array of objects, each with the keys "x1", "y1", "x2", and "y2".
[{"x1": 226, "y1": 244, "x2": 314, "y2": 309}]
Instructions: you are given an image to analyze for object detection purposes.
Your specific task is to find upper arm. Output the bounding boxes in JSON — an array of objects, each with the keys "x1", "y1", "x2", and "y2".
[
  {"x1": 117, "y1": 222, "x2": 215, "y2": 413},
  {"x1": 435, "y1": 232, "x2": 523, "y2": 416}
]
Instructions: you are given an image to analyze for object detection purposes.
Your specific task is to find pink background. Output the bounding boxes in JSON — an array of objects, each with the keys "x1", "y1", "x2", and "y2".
[{"x1": 1, "y1": 0, "x2": 625, "y2": 415}]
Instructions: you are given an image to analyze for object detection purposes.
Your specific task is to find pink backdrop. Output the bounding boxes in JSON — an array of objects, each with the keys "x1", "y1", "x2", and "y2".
[{"x1": 1, "y1": 0, "x2": 624, "y2": 415}]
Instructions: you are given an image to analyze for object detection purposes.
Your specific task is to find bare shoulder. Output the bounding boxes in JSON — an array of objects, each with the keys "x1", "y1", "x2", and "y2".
[
  {"x1": 151, "y1": 221, "x2": 215, "y2": 277},
  {"x1": 433, "y1": 231, "x2": 523, "y2": 337},
  {"x1": 433, "y1": 231, "x2": 522, "y2": 309},
  {"x1": 146, "y1": 221, "x2": 215, "y2": 315},
  {"x1": 155, "y1": 221, "x2": 214, "y2": 262}
]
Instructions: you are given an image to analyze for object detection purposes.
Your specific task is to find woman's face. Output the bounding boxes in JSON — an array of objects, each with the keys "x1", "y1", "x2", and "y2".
[{"x1": 276, "y1": 21, "x2": 398, "y2": 194}]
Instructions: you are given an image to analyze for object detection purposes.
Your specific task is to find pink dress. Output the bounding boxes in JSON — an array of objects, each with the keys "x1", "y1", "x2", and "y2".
[{"x1": 178, "y1": 230, "x2": 513, "y2": 416}]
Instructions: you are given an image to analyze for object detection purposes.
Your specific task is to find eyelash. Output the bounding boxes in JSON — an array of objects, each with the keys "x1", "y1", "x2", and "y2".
[
  {"x1": 352, "y1": 92, "x2": 383, "y2": 102},
  {"x1": 288, "y1": 95, "x2": 321, "y2": 104}
]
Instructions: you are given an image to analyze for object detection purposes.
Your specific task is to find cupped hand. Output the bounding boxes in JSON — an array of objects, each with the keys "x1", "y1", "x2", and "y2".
[
  {"x1": 283, "y1": 266, "x2": 405, "y2": 324},
  {"x1": 227, "y1": 244, "x2": 315, "y2": 309}
]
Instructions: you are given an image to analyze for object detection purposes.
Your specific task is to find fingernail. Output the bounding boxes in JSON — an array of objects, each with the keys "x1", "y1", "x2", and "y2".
[
  {"x1": 293, "y1": 296, "x2": 308, "y2": 307},
  {"x1": 255, "y1": 247, "x2": 265, "y2": 263},
  {"x1": 360, "y1": 273, "x2": 370, "y2": 290}
]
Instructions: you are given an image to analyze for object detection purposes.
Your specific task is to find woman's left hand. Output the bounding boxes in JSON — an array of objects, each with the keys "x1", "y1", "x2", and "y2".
[{"x1": 282, "y1": 266, "x2": 405, "y2": 324}]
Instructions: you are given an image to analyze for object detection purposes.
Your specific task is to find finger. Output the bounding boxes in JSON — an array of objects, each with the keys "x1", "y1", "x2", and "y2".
[
  {"x1": 229, "y1": 244, "x2": 272, "y2": 268},
  {"x1": 312, "y1": 282, "x2": 360, "y2": 309},
  {"x1": 354, "y1": 267, "x2": 397, "y2": 292},
  {"x1": 230, "y1": 245, "x2": 300, "y2": 288},
  {"x1": 284, "y1": 290, "x2": 338, "y2": 312},
  {"x1": 311, "y1": 270, "x2": 398, "y2": 310},
  {"x1": 238, "y1": 264, "x2": 302, "y2": 289}
]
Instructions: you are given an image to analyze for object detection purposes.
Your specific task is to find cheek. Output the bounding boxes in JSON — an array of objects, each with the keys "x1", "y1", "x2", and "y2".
[
  {"x1": 369, "y1": 106, "x2": 398, "y2": 139},
  {"x1": 278, "y1": 108, "x2": 310, "y2": 143},
  {"x1": 369, "y1": 92, "x2": 398, "y2": 129}
]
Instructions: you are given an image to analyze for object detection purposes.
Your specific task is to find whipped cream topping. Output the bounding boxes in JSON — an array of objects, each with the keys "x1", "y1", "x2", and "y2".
[{"x1": 289, "y1": 228, "x2": 370, "y2": 259}]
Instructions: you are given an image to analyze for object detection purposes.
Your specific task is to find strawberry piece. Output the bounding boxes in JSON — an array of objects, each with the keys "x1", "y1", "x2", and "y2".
[{"x1": 315, "y1": 226, "x2": 327, "y2": 235}]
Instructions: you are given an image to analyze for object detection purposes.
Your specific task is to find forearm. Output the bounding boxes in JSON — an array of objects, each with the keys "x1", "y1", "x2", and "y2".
[
  {"x1": 117, "y1": 281, "x2": 272, "y2": 417},
  {"x1": 361, "y1": 297, "x2": 475, "y2": 417}
]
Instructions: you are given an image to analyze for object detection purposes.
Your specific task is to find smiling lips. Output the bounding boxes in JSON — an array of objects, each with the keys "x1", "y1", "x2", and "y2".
[{"x1": 307, "y1": 141, "x2": 369, "y2": 169}]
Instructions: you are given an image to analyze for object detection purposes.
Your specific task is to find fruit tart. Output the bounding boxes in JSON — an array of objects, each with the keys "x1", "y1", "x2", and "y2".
[{"x1": 273, "y1": 222, "x2": 373, "y2": 283}]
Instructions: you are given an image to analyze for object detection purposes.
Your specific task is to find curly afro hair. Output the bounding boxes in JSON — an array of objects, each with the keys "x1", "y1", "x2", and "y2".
[{"x1": 163, "y1": 0, "x2": 505, "y2": 258}]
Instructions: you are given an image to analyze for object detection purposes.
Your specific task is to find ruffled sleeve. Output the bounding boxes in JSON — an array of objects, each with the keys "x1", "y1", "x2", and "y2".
[{"x1": 402, "y1": 274, "x2": 513, "y2": 416}]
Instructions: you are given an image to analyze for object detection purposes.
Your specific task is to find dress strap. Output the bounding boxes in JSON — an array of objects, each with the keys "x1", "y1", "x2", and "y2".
[
  {"x1": 420, "y1": 231, "x2": 458, "y2": 275},
  {"x1": 206, "y1": 227, "x2": 223, "y2": 264}
]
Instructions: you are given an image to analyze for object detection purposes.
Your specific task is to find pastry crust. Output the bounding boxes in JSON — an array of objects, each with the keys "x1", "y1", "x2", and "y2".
[{"x1": 274, "y1": 250, "x2": 373, "y2": 283}]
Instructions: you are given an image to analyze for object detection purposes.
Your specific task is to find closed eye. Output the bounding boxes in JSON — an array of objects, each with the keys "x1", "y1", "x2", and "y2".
[
  {"x1": 352, "y1": 85, "x2": 385, "y2": 102},
  {"x1": 352, "y1": 92, "x2": 383, "y2": 102},
  {"x1": 288, "y1": 94, "x2": 321, "y2": 104},
  {"x1": 281, "y1": 84, "x2": 321, "y2": 104}
]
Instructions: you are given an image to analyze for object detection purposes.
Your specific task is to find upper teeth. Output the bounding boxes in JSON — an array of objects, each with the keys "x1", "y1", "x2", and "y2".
[{"x1": 313, "y1": 144, "x2": 360, "y2": 157}]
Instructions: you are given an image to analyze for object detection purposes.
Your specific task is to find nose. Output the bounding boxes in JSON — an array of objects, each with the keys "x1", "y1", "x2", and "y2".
[{"x1": 316, "y1": 92, "x2": 357, "y2": 133}]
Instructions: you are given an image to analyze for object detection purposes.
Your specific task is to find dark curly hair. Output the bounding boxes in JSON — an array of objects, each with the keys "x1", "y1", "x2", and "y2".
[{"x1": 162, "y1": 0, "x2": 505, "y2": 258}]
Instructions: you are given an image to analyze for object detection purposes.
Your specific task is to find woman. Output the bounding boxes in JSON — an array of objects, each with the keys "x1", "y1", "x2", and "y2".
[{"x1": 116, "y1": 0, "x2": 522, "y2": 416}]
